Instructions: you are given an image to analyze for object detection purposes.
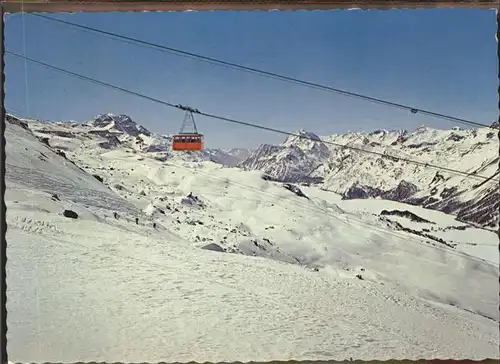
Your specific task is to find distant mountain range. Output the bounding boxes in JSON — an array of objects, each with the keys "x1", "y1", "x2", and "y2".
[
  {"x1": 240, "y1": 124, "x2": 499, "y2": 229},
  {"x1": 8, "y1": 112, "x2": 499, "y2": 229}
]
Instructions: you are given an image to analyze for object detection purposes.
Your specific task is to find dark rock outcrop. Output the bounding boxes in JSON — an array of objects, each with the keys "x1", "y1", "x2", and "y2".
[
  {"x1": 383, "y1": 218, "x2": 456, "y2": 249},
  {"x1": 36, "y1": 129, "x2": 76, "y2": 138},
  {"x1": 342, "y1": 184, "x2": 384, "y2": 200},
  {"x1": 283, "y1": 183, "x2": 309, "y2": 199},
  {"x1": 380, "y1": 209, "x2": 434, "y2": 224},
  {"x1": 88, "y1": 130, "x2": 122, "y2": 138},
  {"x1": 201, "y1": 243, "x2": 225, "y2": 253},
  {"x1": 6, "y1": 114, "x2": 30, "y2": 130},
  {"x1": 456, "y1": 187, "x2": 499, "y2": 228},
  {"x1": 93, "y1": 174, "x2": 104, "y2": 183},
  {"x1": 381, "y1": 180, "x2": 419, "y2": 201},
  {"x1": 429, "y1": 172, "x2": 446, "y2": 185},
  {"x1": 440, "y1": 187, "x2": 458, "y2": 199},
  {"x1": 98, "y1": 136, "x2": 121, "y2": 149},
  {"x1": 37, "y1": 137, "x2": 50, "y2": 147},
  {"x1": 63, "y1": 209, "x2": 78, "y2": 219},
  {"x1": 181, "y1": 193, "x2": 205, "y2": 208},
  {"x1": 447, "y1": 133, "x2": 465, "y2": 142},
  {"x1": 55, "y1": 150, "x2": 67, "y2": 159},
  {"x1": 261, "y1": 173, "x2": 280, "y2": 182}
]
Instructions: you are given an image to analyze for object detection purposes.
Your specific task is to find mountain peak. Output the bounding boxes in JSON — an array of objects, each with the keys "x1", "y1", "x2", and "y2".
[
  {"x1": 88, "y1": 113, "x2": 152, "y2": 137},
  {"x1": 282, "y1": 129, "x2": 322, "y2": 146}
]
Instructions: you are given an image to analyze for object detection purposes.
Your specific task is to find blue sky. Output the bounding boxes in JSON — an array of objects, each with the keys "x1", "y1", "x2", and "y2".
[{"x1": 5, "y1": 9, "x2": 498, "y2": 149}]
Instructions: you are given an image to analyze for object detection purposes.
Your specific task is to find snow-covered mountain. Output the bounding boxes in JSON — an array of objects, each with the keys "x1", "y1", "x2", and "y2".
[
  {"x1": 203, "y1": 147, "x2": 251, "y2": 167},
  {"x1": 29, "y1": 112, "x2": 252, "y2": 166},
  {"x1": 239, "y1": 125, "x2": 499, "y2": 230},
  {"x1": 5, "y1": 113, "x2": 499, "y2": 362},
  {"x1": 239, "y1": 130, "x2": 329, "y2": 183},
  {"x1": 88, "y1": 113, "x2": 153, "y2": 137}
]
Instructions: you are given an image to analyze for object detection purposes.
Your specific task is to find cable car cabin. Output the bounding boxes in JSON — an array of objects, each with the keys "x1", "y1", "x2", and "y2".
[{"x1": 172, "y1": 133, "x2": 204, "y2": 151}]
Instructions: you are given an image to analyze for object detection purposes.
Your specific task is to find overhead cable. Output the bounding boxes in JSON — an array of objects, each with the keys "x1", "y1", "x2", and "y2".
[
  {"x1": 30, "y1": 13, "x2": 497, "y2": 130},
  {"x1": 6, "y1": 50, "x2": 498, "y2": 183}
]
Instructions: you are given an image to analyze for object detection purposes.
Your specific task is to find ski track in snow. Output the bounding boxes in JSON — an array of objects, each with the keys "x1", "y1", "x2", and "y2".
[{"x1": 4, "y1": 117, "x2": 500, "y2": 362}]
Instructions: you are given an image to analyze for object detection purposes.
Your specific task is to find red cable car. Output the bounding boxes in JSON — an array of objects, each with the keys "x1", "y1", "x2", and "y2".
[
  {"x1": 172, "y1": 106, "x2": 204, "y2": 151},
  {"x1": 172, "y1": 133, "x2": 204, "y2": 151}
]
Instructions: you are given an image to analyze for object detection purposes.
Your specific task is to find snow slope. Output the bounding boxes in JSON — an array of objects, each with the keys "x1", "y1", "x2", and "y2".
[
  {"x1": 240, "y1": 126, "x2": 499, "y2": 229},
  {"x1": 5, "y1": 116, "x2": 500, "y2": 362}
]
